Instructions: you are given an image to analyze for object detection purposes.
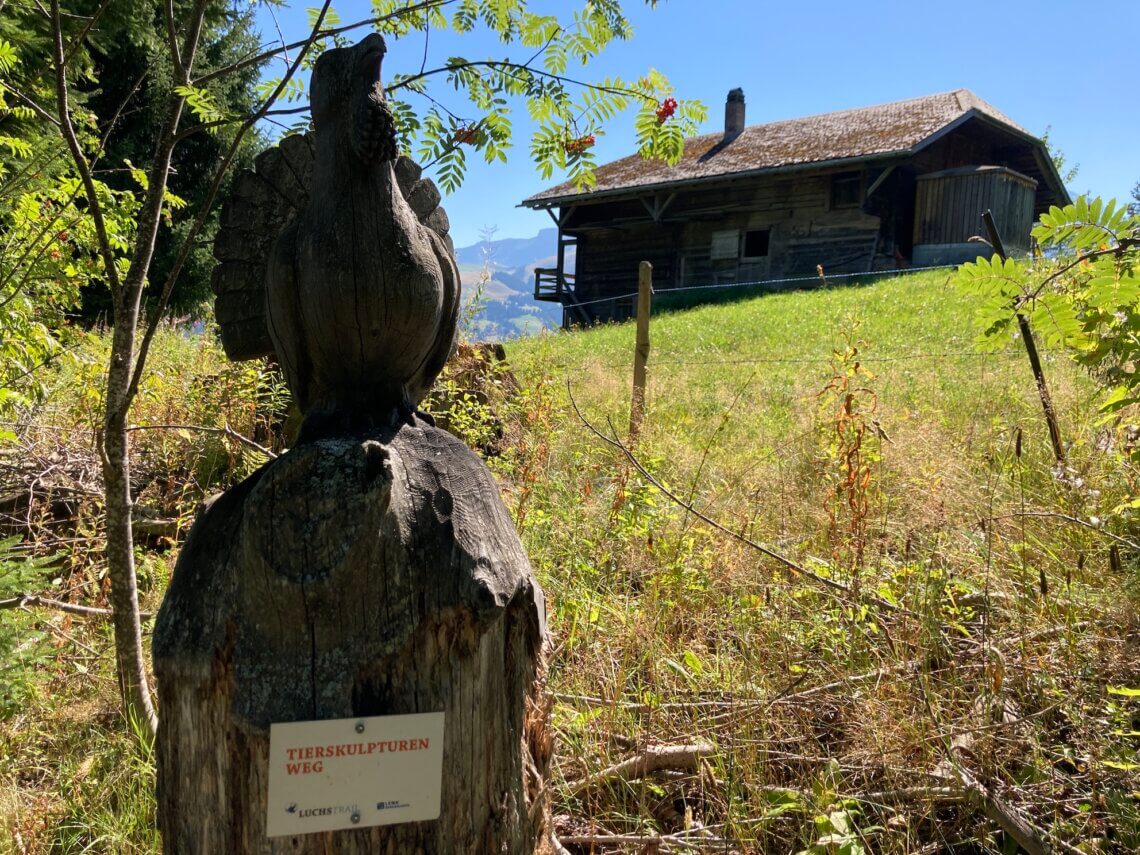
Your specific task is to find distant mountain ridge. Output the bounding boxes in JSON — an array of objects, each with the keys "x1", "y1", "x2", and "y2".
[
  {"x1": 452, "y1": 228, "x2": 569, "y2": 340},
  {"x1": 455, "y1": 228, "x2": 559, "y2": 269}
]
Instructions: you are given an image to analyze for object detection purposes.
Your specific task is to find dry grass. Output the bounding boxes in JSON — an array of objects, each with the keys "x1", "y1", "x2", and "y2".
[
  {"x1": 0, "y1": 324, "x2": 283, "y2": 854},
  {"x1": 504, "y1": 272, "x2": 1140, "y2": 852}
]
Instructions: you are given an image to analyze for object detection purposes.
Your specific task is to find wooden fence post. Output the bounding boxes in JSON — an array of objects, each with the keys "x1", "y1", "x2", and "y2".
[
  {"x1": 629, "y1": 261, "x2": 653, "y2": 440},
  {"x1": 982, "y1": 210, "x2": 1065, "y2": 465}
]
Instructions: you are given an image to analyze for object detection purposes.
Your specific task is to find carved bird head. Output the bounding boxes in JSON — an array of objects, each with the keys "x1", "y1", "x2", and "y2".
[{"x1": 310, "y1": 33, "x2": 397, "y2": 165}]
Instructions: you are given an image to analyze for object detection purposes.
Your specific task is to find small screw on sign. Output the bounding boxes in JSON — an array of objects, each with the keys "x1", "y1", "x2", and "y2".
[
  {"x1": 355, "y1": 721, "x2": 365, "y2": 734},
  {"x1": 351, "y1": 812, "x2": 361, "y2": 824}
]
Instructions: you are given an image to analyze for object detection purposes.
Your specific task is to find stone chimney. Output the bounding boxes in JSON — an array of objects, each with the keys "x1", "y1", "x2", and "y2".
[{"x1": 725, "y1": 88, "x2": 745, "y2": 139}]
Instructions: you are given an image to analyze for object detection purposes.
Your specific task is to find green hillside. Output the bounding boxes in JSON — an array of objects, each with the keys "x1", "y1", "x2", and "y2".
[{"x1": 486, "y1": 270, "x2": 1139, "y2": 851}]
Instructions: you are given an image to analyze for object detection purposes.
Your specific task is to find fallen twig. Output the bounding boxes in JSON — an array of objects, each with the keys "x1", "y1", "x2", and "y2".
[
  {"x1": 949, "y1": 762, "x2": 1066, "y2": 855},
  {"x1": 554, "y1": 661, "x2": 983, "y2": 716},
  {"x1": 32, "y1": 611, "x2": 104, "y2": 657},
  {"x1": 851, "y1": 785, "x2": 963, "y2": 806},
  {"x1": 126, "y1": 421, "x2": 278, "y2": 459},
  {"x1": 568, "y1": 741, "x2": 715, "y2": 797},
  {"x1": 993, "y1": 620, "x2": 1093, "y2": 648},
  {"x1": 989, "y1": 511, "x2": 1140, "y2": 551},
  {"x1": 919, "y1": 673, "x2": 1080, "y2": 855},
  {"x1": 553, "y1": 831, "x2": 707, "y2": 852},
  {"x1": 0, "y1": 593, "x2": 154, "y2": 621}
]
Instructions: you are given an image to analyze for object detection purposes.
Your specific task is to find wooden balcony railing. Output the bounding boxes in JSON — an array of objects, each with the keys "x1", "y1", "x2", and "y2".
[{"x1": 534, "y1": 268, "x2": 575, "y2": 301}]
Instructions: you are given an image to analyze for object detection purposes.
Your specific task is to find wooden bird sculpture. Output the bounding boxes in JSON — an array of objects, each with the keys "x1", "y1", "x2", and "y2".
[
  {"x1": 211, "y1": 33, "x2": 459, "y2": 431},
  {"x1": 158, "y1": 36, "x2": 549, "y2": 855}
]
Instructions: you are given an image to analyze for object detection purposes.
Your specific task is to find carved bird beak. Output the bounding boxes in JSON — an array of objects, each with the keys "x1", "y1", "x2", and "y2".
[{"x1": 357, "y1": 33, "x2": 386, "y2": 81}]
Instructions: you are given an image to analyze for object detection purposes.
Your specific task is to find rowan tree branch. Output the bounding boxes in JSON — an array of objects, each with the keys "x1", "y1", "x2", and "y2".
[
  {"x1": 20, "y1": 0, "x2": 114, "y2": 81},
  {"x1": 125, "y1": 0, "x2": 336, "y2": 407},
  {"x1": 0, "y1": 81, "x2": 61, "y2": 126},
  {"x1": 60, "y1": 0, "x2": 114, "y2": 67},
  {"x1": 1022, "y1": 235, "x2": 1140, "y2": 305},
  {"x1": 193, "y1": 0, "x2": 459, "y2": 86},
  {"x1": 387, "y1": 59, "x2": 657, "y2": 104},
  {"x1": 0, "y1": 184, "x2": 85, "y2": 299},
  {"x1": 48, "y1": 0, "x2": 121, "y2": 297},
  {"x1": 163, "y1": 0, "x2": 185, "y2": 81}
]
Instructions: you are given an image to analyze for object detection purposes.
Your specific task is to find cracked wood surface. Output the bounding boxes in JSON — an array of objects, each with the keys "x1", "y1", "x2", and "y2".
[{"x1": 154, "y1": 419, "x2": 549, "y2": 853}]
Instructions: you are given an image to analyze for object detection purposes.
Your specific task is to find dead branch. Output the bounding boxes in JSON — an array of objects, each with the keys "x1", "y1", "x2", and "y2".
[
  {"x1": 769, "y1": 659, "x2": 982, "y2": 707},
  {"x1": 552, "y1": 661, "x2": 984, "y2": 716},
  {"x1": 991, "y1": 620, "x2": 1095, "y2": 652},
  {"x1": 918, "y1": 668, "x2": 1079, "y2": 855},
  {"x1": 0, "y1": 593, "x2": 154, "y2": 620},
  {"x1": 949, "y1": 762, "x2": 1063, "y2": 855},
  {"x1": 132, "y1": 515, "x2": 181, "y2": 539},
  {"x1": 568, "y1": 741, "x2": 715, "y2": 798},
  {"x1": 125, "y1": 422, "x2": 278, "y2": 459},
  {"x1": 33, "y1": 612, "x2": 104, "y2": 657},
  {"x1": 851, "y1": 785, "x2": 963, "y2": 806},
  {"x1": 193, "y1": 0, "x2": 457, "y2": 86},
  {"x1": 553, "y1": 831, "x2": 707, "y2": 852},
  {"x1": 989, "y1": 511, "x2": 1140, "y2": 551}
]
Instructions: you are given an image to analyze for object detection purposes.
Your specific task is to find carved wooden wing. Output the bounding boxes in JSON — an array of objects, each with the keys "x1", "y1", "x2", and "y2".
[{"x1": 212, "y1": 133, "x2": 453, "y2": 361}]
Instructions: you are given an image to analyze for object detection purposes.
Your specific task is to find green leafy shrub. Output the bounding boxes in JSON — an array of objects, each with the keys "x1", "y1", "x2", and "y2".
[
  {"x1": 0, "y1": 537, "x2": 58, "y2": 718},
  {"x1": 955, "y1": 196, "x2": 1140, "y2": 421}
]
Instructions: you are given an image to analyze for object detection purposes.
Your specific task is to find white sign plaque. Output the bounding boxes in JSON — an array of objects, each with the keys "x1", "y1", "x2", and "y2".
[{"x1": 266, "y1": 712, "x2": 445, "y2": 837}]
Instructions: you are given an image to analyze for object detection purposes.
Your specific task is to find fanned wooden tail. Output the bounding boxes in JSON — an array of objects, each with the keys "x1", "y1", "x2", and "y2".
[{"x1": 212, "y1": 135, "x2": 455, "y2": 363}]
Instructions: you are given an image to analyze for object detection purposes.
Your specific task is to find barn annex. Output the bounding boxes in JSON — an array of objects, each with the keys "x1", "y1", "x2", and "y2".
[{"x1": 520, "y1": 89, "x2": 1070, "y2": 326}]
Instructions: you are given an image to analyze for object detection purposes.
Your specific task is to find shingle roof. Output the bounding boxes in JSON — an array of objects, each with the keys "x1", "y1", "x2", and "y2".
[{"x1": 521, "y1": 89, "x2": 1032, "y2": 207}]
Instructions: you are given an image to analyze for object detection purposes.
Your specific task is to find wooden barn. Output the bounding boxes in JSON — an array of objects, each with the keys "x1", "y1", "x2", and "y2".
[{"x1": 520, "y1": 89, "x2": 1070, "y2": 325}]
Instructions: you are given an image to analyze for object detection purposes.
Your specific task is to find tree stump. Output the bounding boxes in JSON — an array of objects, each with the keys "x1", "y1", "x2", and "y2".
[{"x1": 153, "y1": 418, "x2": 550, "y2": 853}]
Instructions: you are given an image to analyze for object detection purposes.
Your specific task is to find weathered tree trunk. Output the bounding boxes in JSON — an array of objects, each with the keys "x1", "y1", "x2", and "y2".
[{"x1": 154, "y1": 417, "x2": 550, "y2": 853}]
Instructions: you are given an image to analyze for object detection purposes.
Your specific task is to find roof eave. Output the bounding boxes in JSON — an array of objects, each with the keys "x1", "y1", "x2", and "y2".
[
  {"x1": 521, "y1": 107, "x2": 1071, "y2": 210},
  {"x1": 911, "y1": 109, "x2": 1071, "y2": 206},
  {"x1": 518, "y1": 150, "x2": 908, "y2": 210}
]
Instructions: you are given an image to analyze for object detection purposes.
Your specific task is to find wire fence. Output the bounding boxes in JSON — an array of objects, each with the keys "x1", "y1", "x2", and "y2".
[
  {"x1": 535, "y1": 346, "x2": 1044, "y2": 374},
  {"x1": 517, "y1": 263, "x2": 1062, "y2": 409},
  {"x1": 555, "y1": 264, "x2": 960, "y2": 314}
]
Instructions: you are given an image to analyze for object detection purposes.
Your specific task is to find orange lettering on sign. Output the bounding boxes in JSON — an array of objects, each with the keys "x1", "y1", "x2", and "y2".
[
  {"x1": 285, "y1": 760, "x2": 324, "y2": 775},
  {"x1": 283, "y1": 737, "x2": 431, "y2": 773}
]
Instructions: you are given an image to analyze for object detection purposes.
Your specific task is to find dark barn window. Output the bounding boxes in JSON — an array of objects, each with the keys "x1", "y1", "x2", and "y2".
[
  {"x1": 742, "y1": 228, "x2": 770, "y2": 258},
  {"x1": 830, "y1": 172, "x2": 862, "y2": 209}
]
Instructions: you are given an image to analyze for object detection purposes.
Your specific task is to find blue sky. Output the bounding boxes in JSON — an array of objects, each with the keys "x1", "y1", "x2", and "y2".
[{"x1": 255, "y1": 1, "x2": 1140, "y2": 248}]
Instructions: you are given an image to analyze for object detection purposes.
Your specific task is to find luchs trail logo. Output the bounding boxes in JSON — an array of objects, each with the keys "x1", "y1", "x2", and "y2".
[{"x1": 284, "y1": 802, "x2": 359, "y2": 819}]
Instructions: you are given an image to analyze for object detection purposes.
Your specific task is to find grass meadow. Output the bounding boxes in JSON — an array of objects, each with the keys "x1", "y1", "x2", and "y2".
[{"x1": 503, "y1": 270, "x2": 1139, "y2": 852}]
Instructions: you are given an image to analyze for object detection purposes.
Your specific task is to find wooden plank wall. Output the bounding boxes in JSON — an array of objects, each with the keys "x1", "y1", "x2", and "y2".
[
  {"x1": 573, "y1": 225, "x2": 679, "y2": 320},
  {"x1": 914, "y1": 169, "x2": 1036, "y2": 252},
  {"x1": 910, "y1": 120, "x2": 1058, "y2": 216},
  {"x1": 559, "y1": 122, "x2": 1048, "y2": 322},
  {"x1": 569, "y1": 170, "x2": 882, "y2": 320}
]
